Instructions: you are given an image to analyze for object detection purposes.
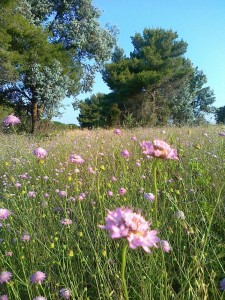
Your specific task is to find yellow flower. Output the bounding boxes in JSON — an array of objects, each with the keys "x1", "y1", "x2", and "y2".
[
  {"x1": 100, "y1": 165, "x2": 105, "y2": 171},
  {"x1": 68, "y1": 250, "x2": 74, "y2": 257}
]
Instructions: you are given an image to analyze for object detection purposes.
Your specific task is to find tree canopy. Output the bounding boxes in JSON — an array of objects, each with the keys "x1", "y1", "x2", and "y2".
[
  {"x1": 98, "y1": 28, "x2": 215, "y2": 126},
  {"x1": 0, "y1": 0, "x2": 117, "y2": 132}
]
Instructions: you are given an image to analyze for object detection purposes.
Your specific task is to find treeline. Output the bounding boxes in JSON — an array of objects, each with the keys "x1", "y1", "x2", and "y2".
[
  {"x1": 75, "y1": 28, "x2": 224, "y2": 128},
  {"x1": 0, "y1": 1, "x2": 224, "y2": 132}
]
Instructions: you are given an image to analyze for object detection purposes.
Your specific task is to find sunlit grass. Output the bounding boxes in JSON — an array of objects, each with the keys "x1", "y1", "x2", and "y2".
[{"x1": 0, "y1": 125, "x2": 225, "y2": 299}]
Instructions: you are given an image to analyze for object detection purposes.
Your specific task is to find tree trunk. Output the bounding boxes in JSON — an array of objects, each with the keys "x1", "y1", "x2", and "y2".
[{"x1": 31, "y1": 99, "x2": 38, "y2": 134}]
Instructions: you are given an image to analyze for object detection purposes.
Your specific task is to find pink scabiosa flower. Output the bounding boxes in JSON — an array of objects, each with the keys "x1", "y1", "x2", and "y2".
[
  {"x1": 0, "y1": 271, "x2": 12, "y2": 284},
  {"x1": 61, "y1": 218, "x2": 72, "y2": 226},
  {"x1": 140, "y1": 140, "x2": 179, "y2": 160},
  {"x1": 220, "y1": 278, "x2": 225, "y2": 290},
  {"x1": 30, "y1": 271, "x2": 46, "y2": 284},
  {"x1": 107, "y1": 191, "x2": 113, "y2": 197},
  {"x1": 27, "y1": 191, "x2": 36, "y2": 198},
  {"x1": 121, "y1": 149, "x2": 130, "y2": 159},
  {"x1": 33, "y1": 147, "x2": 47, "y2": 159},
  {"x1": 160, "y1": 240, "x2": 171, "y2": 252},
  {"x1": 69, "y1": 154, "x2": 84, "y2": 164},
  {"x1": 21, "y1": 233, "x2": 30, "y2": 242},
  {"x1": 144, "y1": 193, "x2": 155, "y2": 202},
  {"x1": 114, "y1": 128, "x2": 121, "y2": 135},
  {"x1": 99, "y1": 207, "x2": 160, "y2": 253},
  {"x1": 118, "y1": 187, "x2": 127, "y2": 195},
  {"x1": 58, "y1": 190, "x2": 67, "y2": 197},
  {"x1": 0, "y1": 209, "x2": 10, "y2": 220},
  {"x1": 2, "y1": 114, "x2": 20, "y2": 126},
  {"x1": 59, "y1": 288, "x2": 70, "y2": 299}
]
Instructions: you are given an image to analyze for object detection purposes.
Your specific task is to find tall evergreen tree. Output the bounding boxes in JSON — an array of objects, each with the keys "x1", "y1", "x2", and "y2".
[{"x1": 102, "y1": 28, "x2": 215, "y2": 125}]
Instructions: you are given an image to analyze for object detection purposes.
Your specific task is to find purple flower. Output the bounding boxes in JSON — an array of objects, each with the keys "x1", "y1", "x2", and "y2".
[
  {"x1": 59, "y1": 288, "x2": 70, "y2": 299},
  {"x1": 121, "y1": 149, "x2": 130, "y2": 159},
  {"x1": 69, "y1": 154, "x2": 84, "y2": 164},
  {"x1": 33, "y1": 147, "x2": 47, "y2": 158},
  {"x1": 144, "y1": 193, "x2": 155, "y2": 202},
  {"x1": 30, "y1": 271, "x2": 46, "y2": 284},
  {"x1": 220, "y1": 278, "x2": 225, "y2": 290},
  {"x1": 33, "y1": 297, "x2": 47, "y2": 300},
  {"x1": 219, "y1": 132, "x2": 225, "y2": 136},
  {"x1": 131, "y1": 136, "x2": 137, "y2": 141},
  {"x1": 15, "y1": 182, "x2": 21, "y2": 188},
  {"x1": 99, "y1": 207, "x2": 160, "y2": 253},
  {"x1": 107, "y1": 191, "x2": 113, "y2": 197},
  {"x1": 118, "y1": 187, "x2": 127, "y2": 195},
  {"x1": 0, "y1": 209, "x2": 10, "y2": 220},
  {"x1": 140, "y1": 140, "x2": 179, "y2": 160},
  {"x1": 114, "y1": 128, "x2": 121, "y2": 135},
  {"x1": 0, "y1": 271, "x2": 12, "y2": 284},
  {"x1": 0, "y1": 295, "x2": 8, "y2": 300},
  {"x1": 2, "y1": 114, "x2": 20, "y2": 126},
  {"x1": 160, "y1": 240, "x2": 171, "y2": 252}
]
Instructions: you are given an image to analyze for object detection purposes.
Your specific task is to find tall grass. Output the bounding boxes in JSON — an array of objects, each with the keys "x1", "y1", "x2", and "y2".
[{"x1": 0, "y1": 125, "x2": 225, "y2": 299}]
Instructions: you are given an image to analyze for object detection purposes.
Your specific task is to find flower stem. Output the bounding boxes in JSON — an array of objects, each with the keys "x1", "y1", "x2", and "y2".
[
  {"x1": 121, "y1": 243, "x2": 129, "y2": 300},
  {"x1": 153, "y1": 162, "x2": 158, "y2": 221}
]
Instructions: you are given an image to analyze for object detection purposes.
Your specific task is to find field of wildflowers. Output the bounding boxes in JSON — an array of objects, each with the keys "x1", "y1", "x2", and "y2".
[{"x1": 1, "y1": 119, "x2": 225, "y2": 299}]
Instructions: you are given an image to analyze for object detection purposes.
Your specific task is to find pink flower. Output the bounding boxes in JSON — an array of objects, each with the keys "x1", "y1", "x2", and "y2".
[
  {"x1": 15, "y1": 182, "x2": 21, "y2": 188},
  {"x1": 114, "y1": 128, "x2": 121, "y2": 135},
  {"x1": 0, "y1": 271, "x2": 12, "y2": 284},
  {"x1": 69, "y1": 154, "x2": 84, "y2": 164},
  {"x1": 140, "y1": 140, "x2": 179, "y2": 160},
  {"x1": 118, "y1": 187, "x2": 127, "y2": 195},
  {"x1": 59, "y1": 288, "x2": 70, "y2": 299},
  {"x1": 160, "y1": 240, "x2": 171, "y2": 252},
  {"x1": 220, "y1": 278, "x2": 225, "y2": 290},
  {"x1": 33, "y1": 147, "x2": 47, "y2": 158},
  {"x1": 27, "y1": 191, "x2": 36, "y2": 198},
  {"x1": 0, "y1": 295, "x2": 8, "y2": 300},
  {"x1": 0, "y1": 209, "x2": 10, "y2": 220},
  {"x1": 2, "y1": 114, "x2": 20, "y2": 126},
  {"x1": 131, "y1": 136, "x2": 137, "y2": 141},
  {"x1": 30, "y1": 271, "x2": 46, "y2": 284},
  {"x1": 33, "y1": 297, "x2": 47, "y2": 300},
  {"x1": 61, "y1": 218, "x2": 72, "y2": 225},
  {"x1": 99, "y1": 207, "x2": 160, "y2": 252},
  {"x1": 21, "y1": 233, "x2": 30, "y2": 242},
  {"x1": 58, "y1": 191, "x2": 67, "y2": 197},
  {"x1": 144, "y1": 193, "x2": 155, "y2": 202},
  {"x1": 107, "y1": 191, "x2": 113, "y2": 197},
  {"x1": 121, "y1": 149, "x2": 130, "y2": 159}
]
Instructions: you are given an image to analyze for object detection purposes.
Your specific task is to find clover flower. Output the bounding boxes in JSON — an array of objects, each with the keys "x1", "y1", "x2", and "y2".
[
  {"x1": 140, "y1": 140, "x2": 179, "y2": 160},
  {"x1": 0, "y1": 209, "x2": 10, "y2": 220},
  {"x1": 2, "y1": 115, "x2": 21, "y2": 126},
  {"x1": 0, "y1": 271, "x2": 12, "y2": 284},
  {"x1": 33, "y1": 147, "x2": 47, "y2": 158},
  {"x1": 99, "y1": 207, "x2": 160, "y2": 253},
  {"x1": 30, "y1": 271, "x2": 46, "y2": 284}
]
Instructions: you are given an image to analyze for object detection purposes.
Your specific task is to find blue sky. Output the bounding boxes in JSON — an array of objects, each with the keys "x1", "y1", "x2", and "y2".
[{"x1": 54, "y1": 0, "x2": 225, "y2": 124}]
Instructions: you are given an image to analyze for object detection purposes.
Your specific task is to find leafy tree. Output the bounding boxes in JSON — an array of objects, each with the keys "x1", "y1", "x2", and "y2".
[
  {"x1": 102, "y1": 28, "x2": 215, "y2": 125},
  {"x1": 215, "y1": 106, "x2": 225, "y2": 124},
  {"x1": 0, "y1": 0, "x2": 117, "y2": 132},
  {"x1": 75, "y1": 93, "x2": 121, "y2": 128}
]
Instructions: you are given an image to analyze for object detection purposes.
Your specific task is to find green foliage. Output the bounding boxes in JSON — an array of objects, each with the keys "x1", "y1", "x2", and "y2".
[
  {"x1": 0, "y1": 0, "x2": 117, "y2": 132},
  {"x1": 101, "y1": 28, "x2": 215, "y2": 126},
  {"x1": 215, "y1": 106, "x2": 225, "y2": 124}
]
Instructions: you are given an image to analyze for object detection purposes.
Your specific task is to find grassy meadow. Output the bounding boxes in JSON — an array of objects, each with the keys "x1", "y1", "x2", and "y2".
[{"x1": 0, "y1": 125, "x2": 225, "y2": 300}]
